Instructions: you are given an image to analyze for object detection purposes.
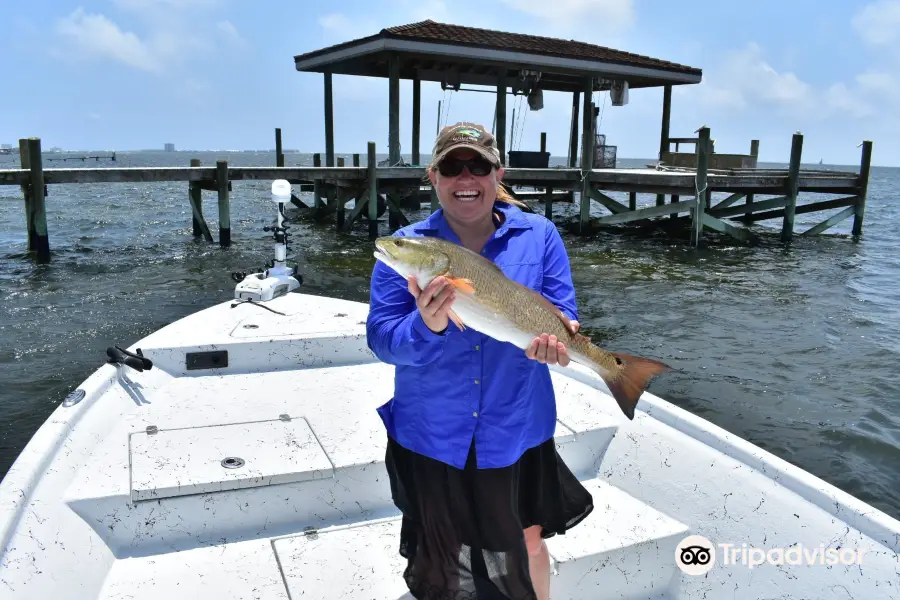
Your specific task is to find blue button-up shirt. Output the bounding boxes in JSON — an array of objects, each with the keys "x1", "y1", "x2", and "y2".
[{"x1": 366, "y1": 201, "x2": 579, "y2": 470}]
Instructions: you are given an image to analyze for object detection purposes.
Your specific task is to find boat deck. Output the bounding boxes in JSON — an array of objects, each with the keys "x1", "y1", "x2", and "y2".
[{"x1": 1, "y1": 293, "x2": 898, "y2": 599}]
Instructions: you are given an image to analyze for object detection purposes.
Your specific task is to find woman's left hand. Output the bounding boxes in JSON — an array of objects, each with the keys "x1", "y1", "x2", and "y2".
[{"x1": 525, "y1": 321, "x2": 579, "y2": 367}]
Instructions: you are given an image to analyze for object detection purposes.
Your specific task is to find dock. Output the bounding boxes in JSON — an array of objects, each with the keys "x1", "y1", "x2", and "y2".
[{"x1": 1, "y1": 20, "x2": 873, "y2": 264}]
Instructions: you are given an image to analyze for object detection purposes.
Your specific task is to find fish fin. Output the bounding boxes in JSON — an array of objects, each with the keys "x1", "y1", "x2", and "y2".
[
  {"x1": 446, "y1": 276, "x2": 475, "y2": 294},
  {"x1": 448, "y1": 309, "x2": 466, "y2": 331},
  {"x1": 597, "y1": 352, "x2": 671, "y2": 420}
]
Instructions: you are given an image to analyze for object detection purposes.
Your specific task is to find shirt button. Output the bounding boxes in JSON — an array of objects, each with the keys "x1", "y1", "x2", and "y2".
[
  {"x1": 473, "y1": 412, "x2": 478, "y2": 417},
  {"x1": 474, "y1": 379, "x2": 480, "y2": 384},
  {"x1": 474, "y1": 345, "x2": 480, "y2": 351}
]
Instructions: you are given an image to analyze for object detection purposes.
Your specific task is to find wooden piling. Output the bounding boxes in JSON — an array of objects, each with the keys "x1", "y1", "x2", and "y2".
[
  {"x1": 629, "y1": 192, "x2": 637, "y2": 211},
  {"x1": 659, "y1": 85, "x2": 672, "y2": 160},
  {"x1": 496, "y1": 72, "x2": 507, "y2": 165},
  {"x1": 388, "y1": 54, "x2": 401, "y2": 230},
  {"x1": 568, "y1": 91, "x2": 580, "y2": 168},
  {"x1": 852, "y1": 140, "x2": 873, "y2": 236},
  {"x1": 692, "y1": 127, "x2": 710, "y2": 247},
  {"x1": 18, "y1": 139, "x2": 35, "y2": 253},
  {"x1": 23, "y1": 138, "x2": 50, "y2": 263},
  {"x1": 313, "y1": 153, "x2": 323, "y2": 207},
  {"x1": 216, "y1": 160, "x2": 230, "y2": 247},
  {"x1": 781, "y1": 133, "x2": 803, "y2": 243},
  {"x1": 275, "y1": 128, "x2": 284, "y2": 167},
  {"x1": 579, "y1": 77, "x2": 594, "y2": 232},
  {"x1": 745, "y1": 141, "x2": 759, "y2": 219},
  {"x1": 188, "y1": 159, "x2": 213, "y2": 243},
  {"x1": 324, "y1": 73, "x2": 334, "y2": 168},
  {"x1": 412, "y1": 75, "x2": 421, "y2": 165},
  {"x1": 368, "y1": 142, "x2": 378, "y2": 239}
]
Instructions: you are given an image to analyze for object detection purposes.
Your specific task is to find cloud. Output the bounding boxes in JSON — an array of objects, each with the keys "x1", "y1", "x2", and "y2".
[
  {"x1": 689, "y1": 43, "x2": 812, "y2": 112},
  {"x1": 53, "y1": 2, "x2": 243, "y2": 75},
  {"x1": 55, "y1": 8, "x2": 162, "y2": 73},
  {"x1": 852, "y1": 0, "x2": 900, "y2": 46},
  {"x1": 216, "y1": 20, "x2": 246, "y2": 47},
  {"x1": 499, "y1": 0, "x2": 634, "y2": 28}
]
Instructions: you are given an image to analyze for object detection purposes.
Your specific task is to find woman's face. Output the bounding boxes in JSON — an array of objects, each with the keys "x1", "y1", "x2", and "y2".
[{"x1": 428, "y1": 148, "x2": 504, "y2": 227}]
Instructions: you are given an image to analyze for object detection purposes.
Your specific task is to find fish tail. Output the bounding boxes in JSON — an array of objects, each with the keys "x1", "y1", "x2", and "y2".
[{"x1": 585, "y1": 348, "x2": 671, "y2": 420}]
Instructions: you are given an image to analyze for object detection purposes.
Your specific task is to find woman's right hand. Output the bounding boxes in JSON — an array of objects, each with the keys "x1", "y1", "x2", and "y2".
[{"x1": 408, "y1": 276, "x2": 456, "y2": 334}]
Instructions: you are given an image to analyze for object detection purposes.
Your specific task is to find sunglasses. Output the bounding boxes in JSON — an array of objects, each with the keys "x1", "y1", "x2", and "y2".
[{"x1": 436, "y1": 156, "x2": 495, "y2": 177}]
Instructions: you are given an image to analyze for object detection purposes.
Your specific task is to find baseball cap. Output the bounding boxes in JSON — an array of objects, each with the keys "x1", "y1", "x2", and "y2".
[{"x1": 432, "y1": 122, "x2": 501, "y2": 168}]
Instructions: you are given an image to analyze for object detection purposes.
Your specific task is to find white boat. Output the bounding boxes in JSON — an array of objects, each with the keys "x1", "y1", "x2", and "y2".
[{"x1": 2, "y1": 182, "x2": 899, "y2": 599}]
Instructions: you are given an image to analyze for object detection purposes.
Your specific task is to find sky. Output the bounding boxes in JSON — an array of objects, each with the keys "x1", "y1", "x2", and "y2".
[{"x1": 2, "y1": 0, "x2": 899, "y2": 166}]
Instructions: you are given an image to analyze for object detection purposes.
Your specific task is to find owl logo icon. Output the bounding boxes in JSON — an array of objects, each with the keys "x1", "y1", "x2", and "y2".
[{"x1": 675, "y1": 535, "x2": 716, "y2": 575}]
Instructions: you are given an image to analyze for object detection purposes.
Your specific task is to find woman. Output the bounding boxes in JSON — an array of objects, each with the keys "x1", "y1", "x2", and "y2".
[{"x1": 366, "y1": 122, "x2": 593, "y2": 600}]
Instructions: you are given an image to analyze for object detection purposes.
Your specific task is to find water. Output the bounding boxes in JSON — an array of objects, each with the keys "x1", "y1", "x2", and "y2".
[{"x1": 1, "y1": 151, "x2": 898, "y2": 522}]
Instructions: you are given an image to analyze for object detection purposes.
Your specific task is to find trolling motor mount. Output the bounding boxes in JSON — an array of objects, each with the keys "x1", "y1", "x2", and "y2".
[{"x1": 232, "y1": 180, "x2": 303, "y2": 302}]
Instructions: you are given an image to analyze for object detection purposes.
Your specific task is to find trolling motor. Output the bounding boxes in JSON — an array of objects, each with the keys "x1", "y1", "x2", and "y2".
[{"x1": 232, "y1": 179, "x2": 302, "y2": 302}]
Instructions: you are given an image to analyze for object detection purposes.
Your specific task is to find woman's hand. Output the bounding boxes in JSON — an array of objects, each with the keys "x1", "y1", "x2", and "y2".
[
  {"x1": 525, "y1": 320, "x2": 579, "y2": 366},
  {"x1": 408, "y1": 276, "x2": 456, "y2": 334}
]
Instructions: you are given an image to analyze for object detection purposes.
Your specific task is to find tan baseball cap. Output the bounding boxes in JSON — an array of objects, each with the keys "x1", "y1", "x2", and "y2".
[{"x1": 431, "y1": 122, "x2": 501, "y2": 167}]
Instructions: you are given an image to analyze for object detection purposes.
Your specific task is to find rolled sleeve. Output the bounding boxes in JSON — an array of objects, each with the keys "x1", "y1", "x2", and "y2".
[{"x1": 541, "y1": 222, "x2": 579, "y2": 322}]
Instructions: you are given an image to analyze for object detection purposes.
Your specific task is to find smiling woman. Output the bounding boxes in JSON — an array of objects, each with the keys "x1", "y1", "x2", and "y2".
[{"x1": 366, "y1": 121, "x2": 594, "y2": 600}]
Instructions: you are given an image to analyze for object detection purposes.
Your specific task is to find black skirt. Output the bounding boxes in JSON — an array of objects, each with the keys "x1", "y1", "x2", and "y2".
[{"x1": 384, "y1": 434, "x2": 594, "y2": 600}]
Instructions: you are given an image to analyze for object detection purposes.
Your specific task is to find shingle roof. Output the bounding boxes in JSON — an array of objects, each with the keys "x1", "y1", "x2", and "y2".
[{"x1": 380, "y1": 20, "x2": 700, "y2": 76}]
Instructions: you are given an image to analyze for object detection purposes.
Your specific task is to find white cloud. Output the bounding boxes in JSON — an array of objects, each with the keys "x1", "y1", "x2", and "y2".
[
  {"x1": 499, "y1": 0, "x2": 634, "y2": 28},
  {"x1": 856, "y1": 70, "x2": 900, "y2": 96},
  {"x1": 55, "y1": 8, "x2": 162, "y2": 73},
  {"x1": 824, "y1": 83, "x2": 874, "y2": 119},
  {"x1": 53, "y1": 2, "x2": 242, "y2": 76},
  {"x1": 216, "y1": 20, "x2": 246, "y2": 46},
  {"x1": 852, "y1": 0, "x2": 900, "y2": 46}
]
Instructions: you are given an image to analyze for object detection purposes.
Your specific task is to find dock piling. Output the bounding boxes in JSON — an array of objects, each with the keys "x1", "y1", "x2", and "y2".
[
  {"x1": 692, "y1": 127, "x2": 710, "y2": 247},
  {"x1": 22, "y1": 138, "x2": 50, "y2": 263},
  {"x1": 579, "y1": 77, "x2": 594, "y2": 233},
  {"x1": 781, "y1": 133, "x2": 804, "y2": 243},
  {"x1": 188, "y1": 159, "x2": 213, "y2": 243},
  {"x1": 313, "y1": 154, "x2": 323, "y2": 207},
  {"x1": 368, "y1": 142, "x2": 378, "y2": 239},
  {"x1": 216, "y1": 160, "x2": 230, "y2": 247},
  {"x1": 275, "y1": 128, "x2": 284, "y2": 167},
  {"x1": 852, "y1": 141, "x2": 873, "y2": 237}
]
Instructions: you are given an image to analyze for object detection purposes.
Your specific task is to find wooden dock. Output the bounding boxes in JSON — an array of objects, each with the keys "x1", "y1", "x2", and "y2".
[{"x1": 1, "y1": 127, "x2": 872, "y2": 263}]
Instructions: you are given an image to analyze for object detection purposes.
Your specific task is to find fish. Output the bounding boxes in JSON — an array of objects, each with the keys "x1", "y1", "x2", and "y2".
[{"x1": 373, "y1": 235, "x2": 671, "y2": 420}]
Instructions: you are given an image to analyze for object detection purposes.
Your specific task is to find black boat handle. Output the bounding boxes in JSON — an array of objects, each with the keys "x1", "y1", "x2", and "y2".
[{"x1": 106, "y1": 346, "x2": 153, "y2": 372}]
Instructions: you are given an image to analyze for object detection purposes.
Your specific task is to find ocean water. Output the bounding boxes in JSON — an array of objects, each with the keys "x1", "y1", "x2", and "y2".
[{"x1": 1, "y1": 150, "x2": 898, "y2": 522}]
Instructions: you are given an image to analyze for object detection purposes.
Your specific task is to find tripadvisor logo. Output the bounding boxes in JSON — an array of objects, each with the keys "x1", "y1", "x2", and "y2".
[
  {"x1": 675, "y1": 535, "x2": 716, "y2": 575},
  {"x1": 675, "y1": 535, "x2": 866, "y2": 575}
]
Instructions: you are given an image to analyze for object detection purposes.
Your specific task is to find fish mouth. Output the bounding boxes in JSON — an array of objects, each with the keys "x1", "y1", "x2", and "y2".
[{"x1": 373, "y1": 239, "x2": 396, "y2": 266}]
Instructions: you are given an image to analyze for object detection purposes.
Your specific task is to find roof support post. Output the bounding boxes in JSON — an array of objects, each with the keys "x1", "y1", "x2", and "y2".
[
  {"x1": 579, "y1": 76, "x2": 594, "y2": 232},
  {"x1": 659, "y1": 84, "x2": 671, "y2": 160},
  {"x1": 568, "y1": 91, "x2": 580, "y2": 168},
  {"x1": 324, "y1": 72, "x2": 334, "y2": 167},
  {"x1": 412, "y1": 73, "x2": 421, "y2": 165},
  {"x1": 388, "y1": 54, "x2": 401, "y2": 167},
  {"x1": 496, "y1": 71, "x2": 507, "y2": 165}
]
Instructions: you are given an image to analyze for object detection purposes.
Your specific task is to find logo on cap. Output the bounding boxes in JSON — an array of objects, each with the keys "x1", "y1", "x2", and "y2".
[{"x1": 453, "y1": 127, "x2": 483, "y2": 139}]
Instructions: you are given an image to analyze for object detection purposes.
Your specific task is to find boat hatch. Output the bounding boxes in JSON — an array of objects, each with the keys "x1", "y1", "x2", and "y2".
[
  {"x1": 129, "y1": 416, "x2": 333, "y2": 502},
  {"x1": 272, "y1": 519, "x2": 409, "y2": 599}
]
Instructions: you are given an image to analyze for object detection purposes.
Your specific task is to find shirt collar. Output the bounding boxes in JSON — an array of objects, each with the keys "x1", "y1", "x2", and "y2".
[{"x1": 411, "y1": 201, "x2": 532, "y2": 241}]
